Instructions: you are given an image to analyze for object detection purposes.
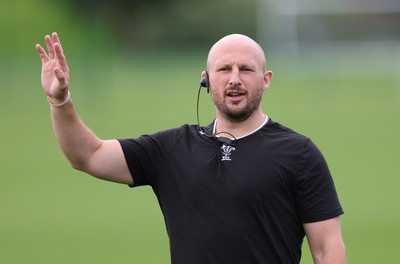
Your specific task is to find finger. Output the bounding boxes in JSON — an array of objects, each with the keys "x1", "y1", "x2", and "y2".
[
  {"x1": 54, "y1": 43, "x2": 68, "y2": 69},
  {"x1": 52, "y1": 32, "x2": 63, "y2": 52},
  {"x1": 35, "y1": 44, "x2": 49, "y2": 63},
  {"x1": 45, "y1": 34, "x2": 55, "y2": 60}
]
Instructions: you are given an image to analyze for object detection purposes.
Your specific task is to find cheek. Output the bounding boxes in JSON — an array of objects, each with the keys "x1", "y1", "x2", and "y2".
[
  {"x1": 209, "y1": 81, "x2": 223, "y2": 96},
  {"x1": 210, "y1": 74, "x2": 230, "y2": 88},
  {"x1": 210, "y1": 88, "x2": 227, "y2": 107},
  {"x1": 210, "y1": 89, "x2": 222, "y2": 102}
]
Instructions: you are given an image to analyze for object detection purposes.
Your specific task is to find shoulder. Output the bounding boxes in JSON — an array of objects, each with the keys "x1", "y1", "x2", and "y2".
[
  {"x1": 120, "y1": 124, "x2": 198, "y2": 148},
  {"x1": 266, "y1": 119, "x2": 307, "y2": 138},
  {"x1": 260, "y1": 119, "x2": 310, "y2": 148},
  {"x1": 149, "y1": 124, "x2": 198, "y2": 141},
  {"x1": 254, "y1": 119, "x2": 332, "y2": 168}
]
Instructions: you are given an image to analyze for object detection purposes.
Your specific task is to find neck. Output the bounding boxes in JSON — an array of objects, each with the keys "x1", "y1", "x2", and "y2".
[{"x1": 214, "y1": 111, "x2": 267, "y2": 139}]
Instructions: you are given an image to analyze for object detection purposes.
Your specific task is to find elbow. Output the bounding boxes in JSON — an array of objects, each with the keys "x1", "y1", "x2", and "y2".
[
  {"x1": 68, "y1": 157, "x2": 92, "y2": 173},
  {"x1": 64, "y1": 148, "x2": 99, "y2": 173},
  {"x1": 313, "y1": 242, "x2": 346, "y2": 264},
  {"x1": 68, "y1": 155, "x2": 103, "y2": 180},
  {"x1": 69, "y1": 160, "x2": 86, "y2": 172}
]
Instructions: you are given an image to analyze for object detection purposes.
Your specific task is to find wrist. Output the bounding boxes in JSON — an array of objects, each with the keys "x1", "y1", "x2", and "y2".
[{"x1": 47, "y1": 91, "x2": 71, "y2": 108}]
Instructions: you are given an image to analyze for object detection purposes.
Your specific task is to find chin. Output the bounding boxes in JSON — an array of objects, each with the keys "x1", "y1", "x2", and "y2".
[{"x1": 223, "y1": 109, "x2": 254, "y2": 123}]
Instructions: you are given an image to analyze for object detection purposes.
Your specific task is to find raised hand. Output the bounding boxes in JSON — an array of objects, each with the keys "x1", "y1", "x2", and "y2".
[{"x1": 36, "y1": 32, "x2": 70, "y2": 103}]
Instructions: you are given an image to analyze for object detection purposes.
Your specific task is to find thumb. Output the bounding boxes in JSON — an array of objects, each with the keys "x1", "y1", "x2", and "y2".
[{"x1": 54, "y1": 67, "x2": 66, "y2": 84}]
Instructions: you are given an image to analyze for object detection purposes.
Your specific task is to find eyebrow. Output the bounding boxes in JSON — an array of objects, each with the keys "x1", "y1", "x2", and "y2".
[
  {"x1": 215, "y1": 62, "x2": 257, "y2": 69},
  {"x1": 239, "y1": 64, "x2": 253, "y2": 68}
]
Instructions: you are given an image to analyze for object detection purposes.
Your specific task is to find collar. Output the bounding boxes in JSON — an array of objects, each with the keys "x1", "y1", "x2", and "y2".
[{"x1": 213, "y1": 114, "x2": 270, "y2": 140}]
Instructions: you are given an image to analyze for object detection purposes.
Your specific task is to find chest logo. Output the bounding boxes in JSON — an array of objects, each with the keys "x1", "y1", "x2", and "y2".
[{"x1": 221, "y1": 144, "x2": 236, "y2": 161}]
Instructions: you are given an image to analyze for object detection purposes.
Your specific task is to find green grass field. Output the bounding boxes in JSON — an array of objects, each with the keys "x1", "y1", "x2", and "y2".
[{"x1": 1, "y1": 48, "x2": 399, "y2": 263}]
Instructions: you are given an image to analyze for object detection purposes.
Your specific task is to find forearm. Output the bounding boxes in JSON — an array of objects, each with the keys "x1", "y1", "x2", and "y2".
[{"x1": 50, "y1": 98, "x2": 102, "y2": 171}]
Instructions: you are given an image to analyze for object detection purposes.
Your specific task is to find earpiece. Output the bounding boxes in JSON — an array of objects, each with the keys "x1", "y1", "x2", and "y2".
[
  {"x1": 200, "y1": 77, "x2": 207, "y2": 88},
  {"x1": 200, "y1": 71, "x2": 209, "y2": 93}
]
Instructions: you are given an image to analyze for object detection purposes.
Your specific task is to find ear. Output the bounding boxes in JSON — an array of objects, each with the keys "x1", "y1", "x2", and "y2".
[
  {"x1": 201, "y1": 70, "x2": 207, "y2": 79},
  {"x1": 262, "y1": 71, "x2": 273, "y2": 91}
]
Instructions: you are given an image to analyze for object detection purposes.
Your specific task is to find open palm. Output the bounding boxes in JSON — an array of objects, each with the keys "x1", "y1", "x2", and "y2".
[{"x1": 36, "y1": 32, "x2": 70, "y2": 100}]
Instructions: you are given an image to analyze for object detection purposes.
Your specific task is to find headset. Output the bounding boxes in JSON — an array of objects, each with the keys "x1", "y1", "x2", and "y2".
[
  {"x1": 200, "y1": 71, "x2": 209, "y2": 93},
  {"x1": 197, "y1": 71, "x2": 237, "y2": 146}
]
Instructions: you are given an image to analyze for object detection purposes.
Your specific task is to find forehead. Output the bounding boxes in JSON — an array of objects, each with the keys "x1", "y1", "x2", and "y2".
[
  {"x1": 207, "y1": 36, "x2": 265, "y2": 70},
  {"x1": 213, "y1": 54, "x2": 258, "y2": 68}
]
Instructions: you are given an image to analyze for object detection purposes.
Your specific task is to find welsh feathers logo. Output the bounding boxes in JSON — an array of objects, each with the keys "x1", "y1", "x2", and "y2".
[{"x1": 221, "y1": 144, "x2": 235, "y2": 161}]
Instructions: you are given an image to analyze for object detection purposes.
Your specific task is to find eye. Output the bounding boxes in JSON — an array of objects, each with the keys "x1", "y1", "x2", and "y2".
[{"x1": 218, "y1": 67, "x2": 230, "y2": 72}]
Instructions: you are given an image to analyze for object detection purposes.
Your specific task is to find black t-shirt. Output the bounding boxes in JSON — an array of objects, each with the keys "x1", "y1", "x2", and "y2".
[{"x1": 119, "y1": 119, "x2": 343, "y2": 264}]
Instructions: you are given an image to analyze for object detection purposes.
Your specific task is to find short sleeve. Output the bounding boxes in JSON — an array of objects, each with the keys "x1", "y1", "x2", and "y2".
[
  {"x1": 294, "y1": 139, "x2": 344, "y2": 223},
  {"x1": 118, "y1": 136, "x2": 159, "y2": 187}
]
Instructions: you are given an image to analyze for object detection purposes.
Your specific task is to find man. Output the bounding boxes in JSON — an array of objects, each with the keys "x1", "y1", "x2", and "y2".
[{"x1": 36, "y1": 32, "x2": 346, "y2": 263}]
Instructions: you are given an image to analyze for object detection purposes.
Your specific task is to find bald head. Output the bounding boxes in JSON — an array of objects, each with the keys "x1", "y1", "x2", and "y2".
[{"x1": 207, "y1": 34, "x2": 267, "y2": 71}]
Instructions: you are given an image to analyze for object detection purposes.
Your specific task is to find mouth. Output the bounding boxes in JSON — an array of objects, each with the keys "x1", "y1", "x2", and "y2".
[
  {"x1": 226, "y1": 89, "x2": 246, "y2": 102},
  {"x1": 226, "y1": 88, "x2": 246, "y2": 96}
]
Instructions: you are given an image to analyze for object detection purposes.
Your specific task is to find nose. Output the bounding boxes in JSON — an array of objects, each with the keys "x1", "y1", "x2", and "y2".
[{"x1": 228, "y1": 69, "x2": 242, "y2": 86}]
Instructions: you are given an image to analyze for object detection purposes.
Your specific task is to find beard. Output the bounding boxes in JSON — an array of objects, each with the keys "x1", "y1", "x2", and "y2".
[{"x1": 213, "y1": 87, "x2": 263, "y2": 123}]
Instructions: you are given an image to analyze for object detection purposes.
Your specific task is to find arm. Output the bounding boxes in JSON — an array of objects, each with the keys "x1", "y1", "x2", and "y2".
[
  {"x1": 36, "y1": 32, "x2": 133, "y2": 185},
  {"x1": 304, "y1": 217, "x2": 346, "y2": 264}
]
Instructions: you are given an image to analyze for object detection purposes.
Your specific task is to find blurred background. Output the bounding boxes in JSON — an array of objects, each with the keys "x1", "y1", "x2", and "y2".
[{"x1": 1, "y1": 0, "x2": 399, "y2": 263}]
